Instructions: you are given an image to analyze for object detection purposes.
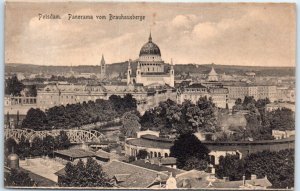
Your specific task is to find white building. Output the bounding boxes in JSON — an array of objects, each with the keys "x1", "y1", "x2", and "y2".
[{"x1": 127, "y1": 33, "x2": 175, "y2": 87}]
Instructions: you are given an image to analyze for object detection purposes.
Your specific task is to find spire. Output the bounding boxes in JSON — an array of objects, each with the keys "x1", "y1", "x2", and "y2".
[
  {"x1": 171, "y1": 58, "x2": 173, "y2": 65},
  {"x1": 128, "y1": 59, "x2": 131, "y2": 69},
  {"x1": 149, "y1": 31, "x2": 152, "y2": 42},
  {"x1": 101, "y1": 54, "x2": 105, "y2": 66}
]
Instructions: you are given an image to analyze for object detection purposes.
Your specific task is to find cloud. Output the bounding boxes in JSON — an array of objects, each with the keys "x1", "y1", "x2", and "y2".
[
  {"x1": 171, "y1": 14, "x2": 197, "y2": 29},
  {"x1": 5, "y1": 3, "x2": 295, "y2": 67}
]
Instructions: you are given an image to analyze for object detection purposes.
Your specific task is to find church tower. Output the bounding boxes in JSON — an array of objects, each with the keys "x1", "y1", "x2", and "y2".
[
  {"x1": 127, "y1": 59, "x2": 132, "y2": 85},
  {"x1": 100, "y1": 54, "x2": 106, "y2": 79},
  {"x1": 136, "y1": 61, "x2": 141, "y2": 83},
  {"x1": 169, "y1": 58, "x2": 175, "y2": 87}
]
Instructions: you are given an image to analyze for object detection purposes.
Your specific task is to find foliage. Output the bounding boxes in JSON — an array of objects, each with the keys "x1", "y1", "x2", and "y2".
[
  {"x1": 5, "y1": 75, "x2": 25, "y2": 96},
  {"x1": 244, "y1": 149, "x2": 294, "y2": 189},
  {"x1": 268, "y1": 108, "x2": 295, "y2": 131},
  {"x1": 5, "y1": 169, "x2": 35, "y2": 187},
  {"x1": 16, "y1": 135, "x2": 31, "y2": 159},
  {"x1": 58, "y1": 157, "x2": 112, "y2": 187},
  {"x1": 216, "y1": 154, "x2": 245, "y2": 181},
  {"x1": 121, "y1": 111, "x2": 141, "y2": 138},
  {"x1": 227, "y1": 97, "x2": 294, "y2": 141},
  {"x1": 5, "y1": 138, "x2": 17, "y2": 157},
  {"x1": 215, "y1": 149, "x2": 294, "y2": 189},
  {"x1": 21, "y1": 95, "x2": 137, "y2": 131},
  {"x1": 21, "y1": 108, "x2": 47, "y2": 131},
  {"x1": 140, "y1": 98, "x2": 219, "y2": 135},
  {"x1": 170, "y1": 133, "x2": 209, "y2": 169},
  {"x1": 55, "y1": 131, "x2": 71, "y2": 150},
  {"x1": 7, "y1": 131, "x2": 71, "y2": 158},
  {"x1": 183, "y1": 157, "x2": 208, "y2": 171}
]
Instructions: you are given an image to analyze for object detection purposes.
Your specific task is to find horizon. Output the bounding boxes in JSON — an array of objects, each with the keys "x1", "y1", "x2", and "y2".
[{"x1": 5, "y1": 62, "x2": 296, "y2": 68}]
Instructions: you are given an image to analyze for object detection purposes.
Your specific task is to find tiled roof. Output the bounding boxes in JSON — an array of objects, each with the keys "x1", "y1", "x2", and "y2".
[
  {"x1": 95, "y1": 149, "x2": 111, "y2": 159},
  {"x1": 131, "y1": 159, "x2": 185, "y2": 176},
  {"x1": 175, "y1": 170, "x2": 212, "y2": 188},
  {"x1": 126, "y1": 138, "x2": 173, "y2": 149},
  {"x1": 54, "y1": 149, "x2": 95, "y2": 158},
  {"x1": 212, "y1": 177, "x2": 272, "y2": 188},
  {"x1": 103, "y1": 160, "x2": 169, "y2": 188},
  {"x1": 187, "y1": 83, "x2": 207, "y2": 89}
]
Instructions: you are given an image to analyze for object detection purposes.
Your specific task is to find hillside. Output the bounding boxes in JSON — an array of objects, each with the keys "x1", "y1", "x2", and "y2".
[{"x1": 5, "y1": 62, "x2": 295, "y2": 77}]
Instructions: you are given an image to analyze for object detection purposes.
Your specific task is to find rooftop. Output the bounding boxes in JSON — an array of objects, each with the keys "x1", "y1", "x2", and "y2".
[
  {"x1": 103, "y1": 160, "x2": 169, "y2": 188},
  {"x1": 212, "y1": 177, "x2": 272, "y2": 188},
  {"x1": 54, "y1": 149, "x2": 95, "y2": 159},
  {"x1": 131, "y1": 159, "x2": 185, "y2": 176},
  {"x1": 126, "y1": 137, "x2": 173, "y2": 149}
]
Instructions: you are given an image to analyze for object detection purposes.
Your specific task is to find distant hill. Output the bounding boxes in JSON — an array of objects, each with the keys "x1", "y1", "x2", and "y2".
[{"x1": 5, "y1": 62, "x2": 295, "y2": 77}]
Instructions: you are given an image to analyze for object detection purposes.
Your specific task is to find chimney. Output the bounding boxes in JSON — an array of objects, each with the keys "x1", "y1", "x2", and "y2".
[{"x1": 251, "y1": 174, "x2": 257, "y2": 180}]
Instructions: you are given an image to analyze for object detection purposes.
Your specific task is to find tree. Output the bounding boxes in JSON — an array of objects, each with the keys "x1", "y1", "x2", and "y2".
[
  {"x1": 5, "y1": 75, "x2": 25, "y2": 96},
  {"x1": 5, "y1": 169, "x2": 35, "y2": 187},
  {"x1": 55, "y1": 131, "x2": 71, "y2": 150},
  {"x1": 5, "y1": 138, "x2": 17, "y2": 156},
  {"x1": 27, "y1": 85, "x2": 37, "y2": 97},
  {"x1": 121, "y1": 111, "x2": 141, "y2": 138},
  {"x1": 269, "y1": 108, "x2": 295, "y2": 131},
  {"x1": 170, "y1": 133, "x2": 209, "y2": 169},
  {"x1": 21, "y1": 108, "x2": 47, "y2": 131},
  {"x1": 59, "y1": 157, "x2": 112, "y2": 187},
  {"x1": 185, "y1": 97, "x2": 219, "y2": 133},
  {"x1": 43, "y1": 135, "x2": 56, "y2": 157},
  {"x1": 183, "y1": 157, "x2": 208, "y2": 171},
  {"x1": 17, "y1": 135, "x2": 30, "y2": 159},
  {"x1": 244, "y1": 149, "x2": 294, "y2": 189},
  {"x1": 30, "y1": 137, "x2": 44, "y2": 156},
  {"x1": 216, "y1": 154, "x2": 245, "y2": 181}
]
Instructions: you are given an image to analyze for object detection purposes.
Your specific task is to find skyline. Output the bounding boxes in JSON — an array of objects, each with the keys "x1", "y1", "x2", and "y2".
[{"x1": 5, "y1": 2, "x2": 296, "y2": 67}]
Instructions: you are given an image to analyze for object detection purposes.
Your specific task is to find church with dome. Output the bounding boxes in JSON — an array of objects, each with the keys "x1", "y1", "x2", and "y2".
[{"x1": 127, "y1": 33, "x2": 175, "y2": 87}]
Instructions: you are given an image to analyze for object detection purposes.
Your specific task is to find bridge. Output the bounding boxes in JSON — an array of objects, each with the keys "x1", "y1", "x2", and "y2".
[{"x1": 4, "y1": 128, "x2": 106, "y2": 144}]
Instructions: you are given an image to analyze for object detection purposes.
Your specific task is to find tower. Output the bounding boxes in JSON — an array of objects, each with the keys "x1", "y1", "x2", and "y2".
[
  {"x1": 100, "y1": 54, "x2": 106, "y2": 79},
  {"x1": 169, "y1": 58, "x2": 175, "y2": 87},
  {"x1": 127, "y1": 59, "x2": 132, "y2": 85},
  {"x1": 136, "y1": 61, "x2": 141, "y2": 83}
]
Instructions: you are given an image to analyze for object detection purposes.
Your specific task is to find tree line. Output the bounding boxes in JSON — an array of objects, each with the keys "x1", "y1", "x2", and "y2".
[
  {"x1": 140, "y1": 97, "x2": 219, "y2": 136},
  {"x1": 5, "y1": 75, "x2": 37, "y2": 97},
  {"x1": 222, "y1": 96, "x2": 295, "y2": 141},
  {"x1": 58, "y1": 157, "x2": 112, "y2": 187},
  {"x1": 215, "y1": 149, "x2": 294, "y2": 189},
  {"x1": 21, "y1": 94, "x2": 137, "y2": 131},
  {"x1": 5, "y1": 131, "x2": 70, "y2": 159}
]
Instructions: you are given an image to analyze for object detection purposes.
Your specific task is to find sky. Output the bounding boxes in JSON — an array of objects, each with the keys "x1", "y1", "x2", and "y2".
[{"x1": 5, "y1": 2, "x2": 296, "y2": 67}]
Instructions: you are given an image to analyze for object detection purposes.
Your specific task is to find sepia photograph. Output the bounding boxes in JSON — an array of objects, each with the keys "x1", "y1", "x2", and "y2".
[{"x1": 4, "y1": 1, "x2": 296, "y2": 189}]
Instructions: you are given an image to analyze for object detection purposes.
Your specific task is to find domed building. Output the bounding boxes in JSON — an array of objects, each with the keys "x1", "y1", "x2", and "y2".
[{"x1": 127, "y1": 33, "x2": 175, "y2": 87}]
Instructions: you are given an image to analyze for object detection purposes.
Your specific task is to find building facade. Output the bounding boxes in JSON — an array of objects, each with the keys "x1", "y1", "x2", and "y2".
[
  {"x1": 127, "y1": 33, "x2": 175, "y2": 87},
  {"x1": 177, "y1": 83, "x2": 229, "y2": 108}
]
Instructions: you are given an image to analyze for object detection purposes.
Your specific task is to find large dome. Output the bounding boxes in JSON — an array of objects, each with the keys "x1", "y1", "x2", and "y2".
[{"x1": 139, "y1": 34, "x2": 161, "y2": 57}]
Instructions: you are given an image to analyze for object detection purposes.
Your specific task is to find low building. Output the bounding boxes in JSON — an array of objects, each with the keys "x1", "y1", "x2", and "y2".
[
  {"x1": 131, "y1": 159, "x2": 185, "y2": 175},
  {"x1": 266, "y1": 102, "x2": 295, "y2": 112},
  {"x1": 177, "y1": 83, "x2": 229, "y2": 108},
  {"x1": 272, "y1": 129, "x2": 295, "y2": 140}
]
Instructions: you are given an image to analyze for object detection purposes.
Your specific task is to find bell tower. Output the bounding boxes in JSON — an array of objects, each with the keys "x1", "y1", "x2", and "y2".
[
  {"x1": 127, "y1": 59, "x2": 132, "y2": 85},
  {"x1": 100, "y1": 54, "x2": 106, "y2": 79}
]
